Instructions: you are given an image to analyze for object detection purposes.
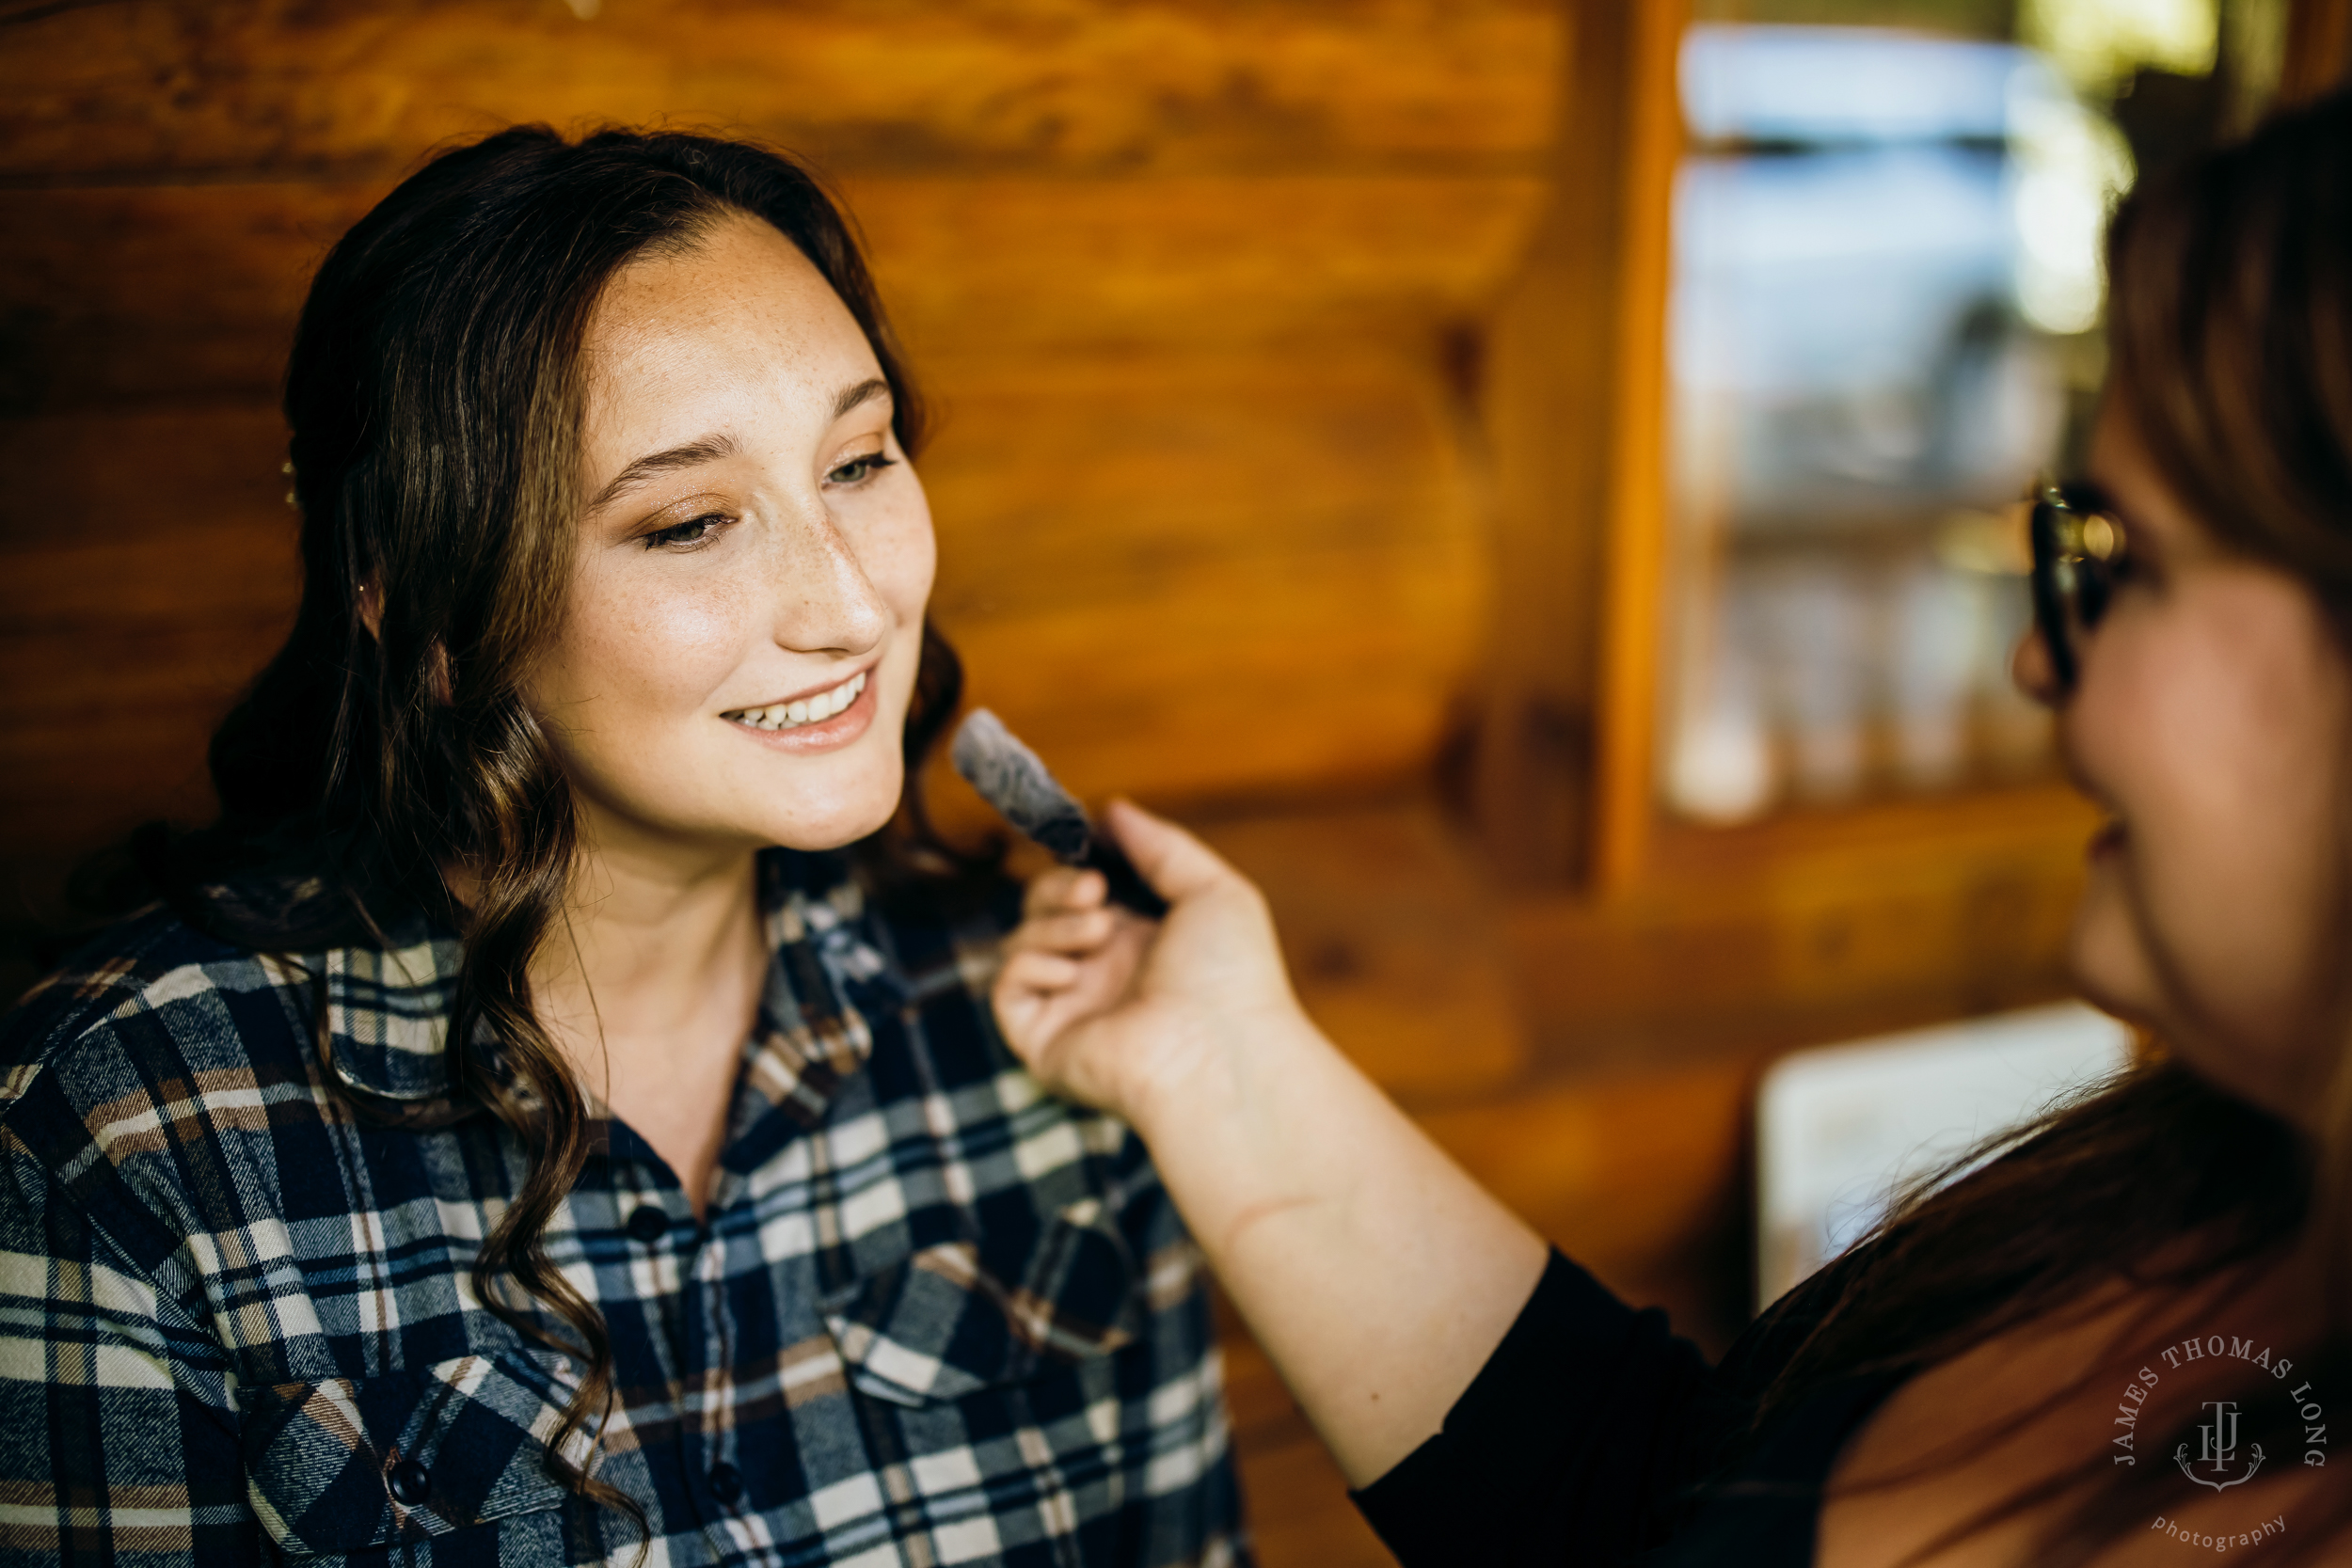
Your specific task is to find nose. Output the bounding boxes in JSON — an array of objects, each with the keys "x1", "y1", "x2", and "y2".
[
  {"x1": 771, "y1": 501, "x2": 889, "y2": 657},
  {"x1": 2010, "y1": 623, "x2": 2062, "y2": 708}
]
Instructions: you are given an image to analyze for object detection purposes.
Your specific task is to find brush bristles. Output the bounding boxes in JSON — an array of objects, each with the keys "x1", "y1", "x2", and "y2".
[{"x1": 950, "y1": 708, "x2": 1094, "y2": 863}]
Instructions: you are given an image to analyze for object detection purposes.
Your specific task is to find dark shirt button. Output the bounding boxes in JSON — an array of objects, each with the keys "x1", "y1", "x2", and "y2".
[
  {"x1": 708, "y1": 1460, "x2": 742, "y2": 1505},
  {"x1": 388, "y1": 1457, "x2": 431, "y2": 1505},
  {"x1": 625, "y1": 1204, "x2": 670, "y2": 1243}
]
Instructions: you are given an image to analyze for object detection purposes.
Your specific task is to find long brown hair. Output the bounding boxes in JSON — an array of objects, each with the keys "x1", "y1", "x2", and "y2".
[
  {"x1": 1748, "y1": 87, "x2": 2352, "y2": 1563},
  {"x1": 135, "y1": 126, "x2": 971, "y2": 1538}
]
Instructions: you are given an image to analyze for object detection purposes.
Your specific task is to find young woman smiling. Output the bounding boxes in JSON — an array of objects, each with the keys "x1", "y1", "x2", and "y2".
[
  {"x1": 994, "y1": 91, "x2": 2352, "y2": 1567},
  {"x1": 0, "y1": 130, "x2": 1241, "y2": 1564}
]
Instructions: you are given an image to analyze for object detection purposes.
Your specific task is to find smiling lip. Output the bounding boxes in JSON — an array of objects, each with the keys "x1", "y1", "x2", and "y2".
[
  {"x1": 722, "y1": 666, "x2": 877, "y2": 752},
  {"x1": 724, "y1": 667, "x2": 868, "y2": 730}
]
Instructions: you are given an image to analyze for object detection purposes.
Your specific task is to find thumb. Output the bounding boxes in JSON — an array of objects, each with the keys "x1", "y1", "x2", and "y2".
[{"x1": 1101, "y1": 800, "x2": 1234, "y2": 904}]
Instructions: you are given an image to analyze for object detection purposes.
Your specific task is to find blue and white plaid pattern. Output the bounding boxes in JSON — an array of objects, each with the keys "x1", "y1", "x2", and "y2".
[{"x1": 0, "y1": 854, "x2": 1243, "y2": 1565}]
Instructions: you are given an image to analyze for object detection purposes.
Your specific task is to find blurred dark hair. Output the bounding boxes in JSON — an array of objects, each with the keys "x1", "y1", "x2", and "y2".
[
  {"x1": 131, "y1": 124, "x2": 973, "y2": 1540},
  {"x1": 1747, "y1": 88, "x2": 2352, "y2": 1564},
  {"x1": 2106, "y1": 90, "x2": 2352, "y2": 619}
]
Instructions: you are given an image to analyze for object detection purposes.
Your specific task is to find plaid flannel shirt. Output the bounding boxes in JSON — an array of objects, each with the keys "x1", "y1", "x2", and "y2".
[{"x1": 0, "y1": 853, "x2": 1244, "y2": 1566}]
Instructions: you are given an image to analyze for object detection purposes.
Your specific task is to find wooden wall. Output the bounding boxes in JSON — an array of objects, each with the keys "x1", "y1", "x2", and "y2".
[
  {"x1": 0, "y1": 6, "x2": 2112, "y2": 1565},
  {"x1": 0, "y1": 0, "x2": 1562, "y2": 947},
  {"x1": 0, "y1": 4, "x2": 1569, "y2": 1561}
]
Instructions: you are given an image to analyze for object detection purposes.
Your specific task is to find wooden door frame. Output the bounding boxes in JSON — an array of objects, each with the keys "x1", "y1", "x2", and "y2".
[
  {"x1": 1483, "y1": 0, "x2": 2347, "y2": 897},
  {"x1": 1469, "y1": 0, "x2": 1684, "y2": 893},
  {"x1": 1587, "y1": 0, "x2": 1686, "y2": 894}
]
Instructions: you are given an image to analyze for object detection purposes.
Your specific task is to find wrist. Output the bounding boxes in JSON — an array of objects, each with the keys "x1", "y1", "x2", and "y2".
[{"x1": 1118, "y1": 997, "x2": 1325, "y2": 1150}]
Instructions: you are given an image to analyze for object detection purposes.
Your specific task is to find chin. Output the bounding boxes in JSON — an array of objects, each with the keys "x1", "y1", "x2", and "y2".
[
  {"x1": 761, "y1": 762, "x2": 906, "y2": 852},
  {"x1": 2066, "y1": 861, "x2": 2166, "y2": 1035},
  {"x1": 778, "y1": 804, "x2": 898, "y2": 853}
]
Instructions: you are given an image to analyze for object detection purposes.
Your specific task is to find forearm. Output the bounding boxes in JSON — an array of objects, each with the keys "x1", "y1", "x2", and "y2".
[{"x1": 1131, "y1": 1006, "x2": 1549, "y2": 1486}]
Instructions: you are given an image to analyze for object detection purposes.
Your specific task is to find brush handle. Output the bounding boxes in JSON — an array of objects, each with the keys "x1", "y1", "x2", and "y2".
[{"x1": 1080, "y1": 836, "x2": 1170, "y2": 920}]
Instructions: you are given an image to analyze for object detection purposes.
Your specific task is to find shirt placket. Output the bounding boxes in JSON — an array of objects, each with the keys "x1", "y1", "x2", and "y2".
[
  {"x1": 597, "y1": 1124, "x2": 750, "y2": 1559},
  {"x1": 679, "y1": 1211, "x2": 747, "y2": 1549}
]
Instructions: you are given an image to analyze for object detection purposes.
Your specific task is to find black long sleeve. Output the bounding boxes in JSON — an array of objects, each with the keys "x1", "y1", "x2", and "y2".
[{"x1": 1351, "y1": 1250, "x2": 1748, "y2": 1566}]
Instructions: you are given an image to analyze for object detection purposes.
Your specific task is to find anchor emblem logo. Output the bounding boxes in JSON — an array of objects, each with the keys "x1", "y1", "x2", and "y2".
[{"x1": 2175, "y1": 1400, "x2": 2265, "y2": 1492}]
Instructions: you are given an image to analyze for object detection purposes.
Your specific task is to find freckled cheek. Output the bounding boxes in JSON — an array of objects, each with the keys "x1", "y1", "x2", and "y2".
[
  {"x1": 566, "y1": 578, "x2": 757, "y2": 718},
  {"x1": 869, "y1": 498, "x2": 938, "y2": 630}
]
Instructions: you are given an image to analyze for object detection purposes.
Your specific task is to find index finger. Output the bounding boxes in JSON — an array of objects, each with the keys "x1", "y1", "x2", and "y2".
[{"x1": 1022, "y1": 865, "x2": 1107, "y2": 920}]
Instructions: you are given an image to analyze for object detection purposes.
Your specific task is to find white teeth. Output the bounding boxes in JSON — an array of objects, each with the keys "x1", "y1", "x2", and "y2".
[{"x1": 729, "y1": 670, "x2": 866, "y2": 731}]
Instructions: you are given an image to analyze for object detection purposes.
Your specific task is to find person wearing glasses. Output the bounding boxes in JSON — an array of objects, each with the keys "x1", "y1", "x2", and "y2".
[{"x1": 994, "y1": 90, "x2": 2352, "y2": 1568}]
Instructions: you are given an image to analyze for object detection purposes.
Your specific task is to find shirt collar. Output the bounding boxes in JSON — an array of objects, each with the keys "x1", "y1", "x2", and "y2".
[
  {"x1": 318, "y1": 852, "x2": 904, "y2": 1132},
  {"x1": 317, "y1": 914, "x2": 469, "y2": 1106}
]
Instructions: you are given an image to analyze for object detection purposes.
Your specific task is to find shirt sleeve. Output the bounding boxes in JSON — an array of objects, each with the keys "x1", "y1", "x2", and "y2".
[
  {"x1": 1350, "y1": 1248, "x2": 1743, "y2": 1568},
  {"x1": 0, "y1": 1131, "x2": 258, "y2": 1565}
]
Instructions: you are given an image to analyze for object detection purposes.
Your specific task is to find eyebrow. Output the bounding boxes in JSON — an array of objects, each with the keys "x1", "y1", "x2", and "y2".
[
  {"x1": 585, "y1": 379, "x2": 894, "y2": 514},
  {"x1": 833, "y1": 376, "x2": 891, "y2": 420},
  {"x1": 587, "y1": 433, "x2": 741, "y2": 512}
]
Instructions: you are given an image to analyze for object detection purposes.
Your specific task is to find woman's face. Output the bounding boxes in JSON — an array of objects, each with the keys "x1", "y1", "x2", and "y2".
[
  {"x1": 527, "y1": 213, "x2": 935, "y2": 863},
  {"x1": 2024, "y1": 402, "x2": 2352, "y2": 1123}
]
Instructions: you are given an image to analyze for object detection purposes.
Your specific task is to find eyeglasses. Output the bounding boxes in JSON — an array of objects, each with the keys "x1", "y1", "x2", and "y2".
[{"x1": 2028, "y1": 481, "x2": 2129, "y2": 694}]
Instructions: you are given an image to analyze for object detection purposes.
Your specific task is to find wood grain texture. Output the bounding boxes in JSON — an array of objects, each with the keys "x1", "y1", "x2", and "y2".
[
  {"x1": 1585, "y1": 0, "x2": 1684, "y2": 892},
  {"x1": 1462, "y1": 0, "x2": 1639, "y2": 887},
  {"x1": 1421, "y1": 1059, "x2": 1749, "y2": 1291},
  {"x1": 0, "y1": 0, "x2": 1560, "y2": 183},
  {"x1": 0, "y1": 183, "x2": 373, "y2": 410},
  {"x1": 0, "y1": 343, "x2": 1494, "y2": 911},
  {"x1": 0, "y1": 410, "x2": 299, "y2": 918},
  {"x1": 1505, "y1": 784, "x2": 2100, "y2": 1072},
  {"x1": 1196, "y1": 802, "x2": 1526, "y2": 1100},
  {"x1": 0, "y1": 175, "x2": 1546, "y2": 411},
  {"x1": 850, "y1": 174, "x2": 1551, "y2": 356},
  {"x1": 923, "y1": 343, "x2": 1489, "y2": 804},
  {"x1": 0, "y1": 14, "x2": 2121, "y2": 1568}
]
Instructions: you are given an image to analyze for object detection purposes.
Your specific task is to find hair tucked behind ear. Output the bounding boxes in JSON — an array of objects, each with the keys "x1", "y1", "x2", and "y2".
[{"x1": 123, "y1": 125, "x2": 969, "y2": 1544}]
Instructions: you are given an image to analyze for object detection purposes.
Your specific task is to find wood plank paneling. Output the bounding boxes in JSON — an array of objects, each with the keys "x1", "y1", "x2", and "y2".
[
  {"x1": 1584, "y1": 0, "x2": 1684, "y2": 891},
  {"x1": 925, "y1": 343, "x2": 1488, "y2": 803},
  {"x1": 0, "y1": 176, "x2": 1546, "y2": 410},
  {"x1": 0, "y1": 410, "x2": 298, "y2": 913},
  {"x1": 0, "y1": 12, "x2": 2111, "y2": 1567},
  {"x1": 0, "y1": 405, "x2": 294, "y2": 546},
  {"x1": 1504, "y1": 785, "x2": 2099, "y2": 1073},
  {"x1": 1421, "y1": 1061, "x2": 1748, "y2": 1289},
  {"x1": 1465, "y1": 0, "x2": 1679, "y2": 890},
  {"x1": 0, "y1": 339, "x2": 1494, "y2": 910},
  {"x1": 850, "y1": 174, "x2": 1550, "y2": 356},
  {"x1": 0, "y1": 0, "x2": 1561, "y2": 183},
  {"x1": 0, "y1": 10, "x2": 1574, "y2": 1568},
  {"x1": 0, "y1": 184, "x2": 372, "y2": 410},
  {"x1": 1196, "y1": 803, "x2": 1525, "y2": 1100}
]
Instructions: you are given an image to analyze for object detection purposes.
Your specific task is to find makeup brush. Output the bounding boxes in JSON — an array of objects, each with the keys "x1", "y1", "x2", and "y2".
[{"x1": 949, "y1": 708, "x2": 1170, "y2": 919}]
